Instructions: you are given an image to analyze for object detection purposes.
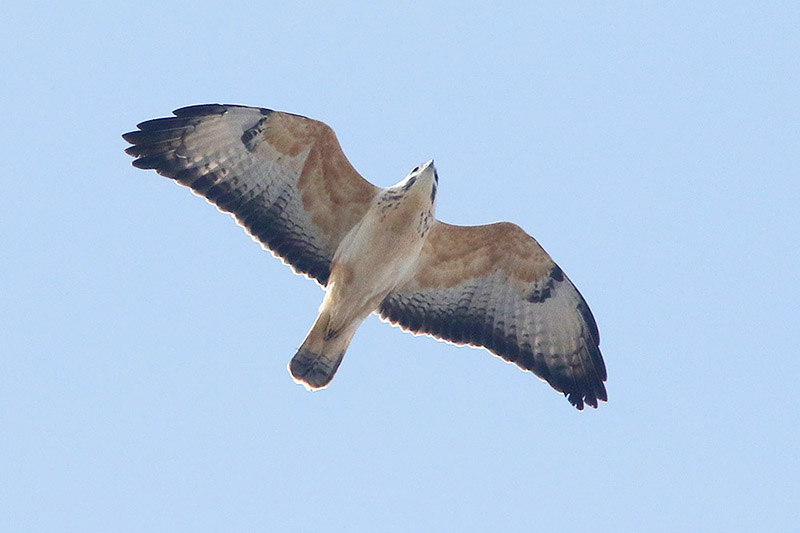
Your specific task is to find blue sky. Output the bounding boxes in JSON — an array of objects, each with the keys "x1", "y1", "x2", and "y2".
[{"x1": 1, "y1": 2, "x2": 798, "y2": 531}]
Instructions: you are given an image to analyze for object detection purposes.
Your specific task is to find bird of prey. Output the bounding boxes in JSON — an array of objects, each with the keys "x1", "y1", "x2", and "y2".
[{"x1": 123, "y1": 104, "x2": 607, "y2": 409}]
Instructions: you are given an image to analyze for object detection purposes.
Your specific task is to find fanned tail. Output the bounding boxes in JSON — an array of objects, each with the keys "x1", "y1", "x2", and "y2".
[
  {"x1": 288, "y1": 311, "x2": 354, "y2": 389},
  {"x1": 289, "y1": 345, "x2": 345, "y2": 389}
]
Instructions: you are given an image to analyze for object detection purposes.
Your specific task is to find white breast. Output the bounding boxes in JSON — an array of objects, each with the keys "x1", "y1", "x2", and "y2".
[{"x1": 323, "y1": 187, "x2": 432, "y2": 324}]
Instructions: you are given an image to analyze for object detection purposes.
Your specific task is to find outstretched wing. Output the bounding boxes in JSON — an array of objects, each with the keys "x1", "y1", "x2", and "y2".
[
  {"x1": 123, "y1": 104, "x2": 378, "y2": 285},
  {"x1": 379, "y1": 221, "x2": 606, "y2": 409}
]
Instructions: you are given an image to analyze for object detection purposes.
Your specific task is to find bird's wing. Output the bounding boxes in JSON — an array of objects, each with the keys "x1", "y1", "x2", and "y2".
[
  {"x1": 123, "y1": 104, "x2": 379, "y2": 285},
  {"x1": 379, "y1": 221, "x2": 606, "y2": 409}
]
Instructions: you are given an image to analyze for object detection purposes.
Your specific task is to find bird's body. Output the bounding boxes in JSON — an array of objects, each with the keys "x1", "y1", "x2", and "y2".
[
  {"x1": 123, "y1": 104, "x2": 607, "y2": 409},
  {"x1": 292, "y1": 165, "x2": 438, "y2": 387}
]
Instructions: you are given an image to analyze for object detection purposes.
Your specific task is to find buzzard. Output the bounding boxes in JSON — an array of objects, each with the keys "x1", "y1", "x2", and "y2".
[{"x1": 123, "y1": 104, "x2": 607, "y2": 409}]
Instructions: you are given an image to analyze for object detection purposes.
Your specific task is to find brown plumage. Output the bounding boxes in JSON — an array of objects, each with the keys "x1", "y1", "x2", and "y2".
[{"x1": 123, "y1": 103, "x2": 607, "y2": 409}]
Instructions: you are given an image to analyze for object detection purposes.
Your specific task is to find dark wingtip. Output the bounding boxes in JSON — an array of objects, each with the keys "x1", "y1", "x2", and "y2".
[
  {"x1": 596, "y1": 382, "x2": 608, "y2": 402},
  {"x1": 567, "y1": 392, "x2": 588, "y2": 410},
  {"x1": 173, "y1": 103, "x2": 228, "y2": 117},
  {"x1": 564, "y1": 377, "x2": 607, "y2": 410},
  {"x1": 130, "y1": 153, "x2": 172, "y2": 171},
  {"x1": 136, "y1": 116, "x2": 191, "y2": 131},
  {"x1": 172, "y1": 103, "x2": 275, "y2": 118}
]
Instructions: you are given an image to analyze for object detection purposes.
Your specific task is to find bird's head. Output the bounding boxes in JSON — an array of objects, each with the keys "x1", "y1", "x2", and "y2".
[{"x1": 399, "y1": 159, "x2": 438, "y2": 206}]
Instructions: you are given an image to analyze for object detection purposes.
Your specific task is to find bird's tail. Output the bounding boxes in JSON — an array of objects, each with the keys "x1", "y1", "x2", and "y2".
[{"x1": 288, "y1": 311, "x2": 355, "y2": 389}]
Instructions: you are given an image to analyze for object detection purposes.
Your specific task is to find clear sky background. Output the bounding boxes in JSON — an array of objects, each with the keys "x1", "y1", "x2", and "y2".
[{"x1": 1, "y1": 2, "x2": 798, "y2": 531}]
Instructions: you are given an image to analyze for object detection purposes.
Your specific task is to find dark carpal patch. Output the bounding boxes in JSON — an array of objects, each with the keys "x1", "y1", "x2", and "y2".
[
  {"x1": 241, "y1": 117, "x2": 269, "y2": 152},
  {"x1": 526, "y1": 266, "x2": 564, "y2": 303}
]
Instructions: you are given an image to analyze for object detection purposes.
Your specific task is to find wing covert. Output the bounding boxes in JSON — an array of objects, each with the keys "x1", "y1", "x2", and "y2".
[
  {"x1": 123, "y1": 104, "x2": 379, "y2": 285},
  {"x1": 379, "y1": 221, "x2": 607, "y2": 409}
]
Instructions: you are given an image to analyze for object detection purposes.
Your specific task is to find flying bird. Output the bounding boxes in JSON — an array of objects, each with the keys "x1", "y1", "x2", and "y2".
[{"x1": 123, "y1": 104, "x2": 607, "y2": 409}]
